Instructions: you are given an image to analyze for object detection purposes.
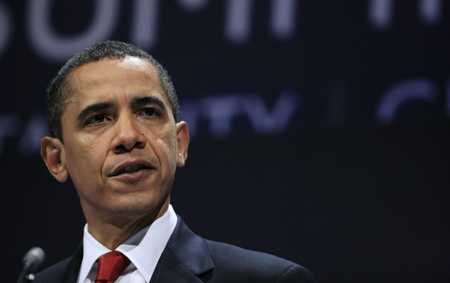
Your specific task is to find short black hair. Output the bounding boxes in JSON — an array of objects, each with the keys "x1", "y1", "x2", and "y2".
[{"x1": 46, "y1": 40, "x2": 179, "y2": 141}]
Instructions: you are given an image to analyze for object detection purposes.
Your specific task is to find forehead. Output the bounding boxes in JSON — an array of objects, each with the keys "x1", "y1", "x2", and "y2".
[{"x1": 64, "y1": 57, "x2": 168, "y2": 109}]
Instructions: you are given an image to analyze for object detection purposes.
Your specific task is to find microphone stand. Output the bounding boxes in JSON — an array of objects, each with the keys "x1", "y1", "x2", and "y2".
[{"x1": 17, "y1": 261, "x2": 34, "y2": 283}]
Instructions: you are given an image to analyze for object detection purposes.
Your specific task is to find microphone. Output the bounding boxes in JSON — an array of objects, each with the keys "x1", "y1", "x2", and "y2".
[{"x1": 17, "y1": 247, "x2": 46, "y2": 283}]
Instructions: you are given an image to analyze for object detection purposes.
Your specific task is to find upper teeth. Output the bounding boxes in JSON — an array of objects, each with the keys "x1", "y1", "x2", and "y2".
[{"x1": 122, "y1": 165, "x2": 144, "y2": 173}]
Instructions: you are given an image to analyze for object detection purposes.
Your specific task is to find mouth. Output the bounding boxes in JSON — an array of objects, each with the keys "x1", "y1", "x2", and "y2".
[{"x1": 108, "y1": 160, "x2": 155, "y2": 177}]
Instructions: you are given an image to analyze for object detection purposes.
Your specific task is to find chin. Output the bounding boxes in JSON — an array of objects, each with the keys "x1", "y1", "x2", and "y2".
[{"x1": 113, "y1": 196, "x2": 167, "y2": 219}]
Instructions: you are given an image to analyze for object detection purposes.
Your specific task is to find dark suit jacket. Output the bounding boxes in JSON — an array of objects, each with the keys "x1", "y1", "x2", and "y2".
[{"x1": 34, "y1": 217, "x2": 316, "y2": 283}]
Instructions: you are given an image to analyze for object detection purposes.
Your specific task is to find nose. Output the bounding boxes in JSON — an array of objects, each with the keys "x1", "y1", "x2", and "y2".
[{"x1": 111, "y1": 114, "x2": 146, "y2": 153}]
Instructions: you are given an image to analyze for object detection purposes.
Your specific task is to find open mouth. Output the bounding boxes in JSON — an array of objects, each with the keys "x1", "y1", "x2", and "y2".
[
  {"x1": 109, "y1": 161, "x2": 154, "y2": 177},
  {"x1": 117, "y1": 164, "x2": 147, "y2": 174}
]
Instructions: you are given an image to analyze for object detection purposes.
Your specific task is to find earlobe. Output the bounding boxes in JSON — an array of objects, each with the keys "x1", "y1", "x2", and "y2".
[
  {"x1": 176, "y1": 121, "x2": 190, "y2": 167},
  {"x1": 40, "y1": 136, "x2": 69, "y2": 182}
]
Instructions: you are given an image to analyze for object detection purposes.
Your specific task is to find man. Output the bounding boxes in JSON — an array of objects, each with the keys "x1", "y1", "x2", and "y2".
[{"x1": 36, "y1": 41, "x2": 315, "y2": 283}]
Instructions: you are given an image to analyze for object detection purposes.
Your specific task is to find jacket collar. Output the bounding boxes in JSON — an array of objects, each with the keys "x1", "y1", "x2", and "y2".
[{"x1": 150, "y1": 216, "x2": 215, "y2": 282}]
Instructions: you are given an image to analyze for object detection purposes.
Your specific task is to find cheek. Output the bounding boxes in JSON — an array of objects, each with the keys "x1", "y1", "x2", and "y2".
[
  {"x1": 64, "y1": 140, "x2": 105, "y2": 178},
  {"x1": 155, "y1": 135, "x2": 178, "y2": 173}
]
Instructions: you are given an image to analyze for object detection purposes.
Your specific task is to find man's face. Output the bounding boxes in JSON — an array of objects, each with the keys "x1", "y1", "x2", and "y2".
[{"x1": 48, "y1": 57, "x2": 188, "y2": 224}]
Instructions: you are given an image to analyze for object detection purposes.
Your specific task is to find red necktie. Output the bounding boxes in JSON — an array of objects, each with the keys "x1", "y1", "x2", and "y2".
[{"x1": 95, "y1": 251, "x2": 131, "y2": 283}]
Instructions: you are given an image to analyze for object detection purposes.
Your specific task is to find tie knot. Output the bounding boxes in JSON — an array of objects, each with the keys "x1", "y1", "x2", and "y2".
[{"x1": 95, "y1": 251, "x2": 131, "y2": 283}]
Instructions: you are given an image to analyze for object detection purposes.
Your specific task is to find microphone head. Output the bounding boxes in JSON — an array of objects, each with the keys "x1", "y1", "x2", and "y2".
[{"x1": 22, "y1": 247, "x2": 45, "y2": 272}]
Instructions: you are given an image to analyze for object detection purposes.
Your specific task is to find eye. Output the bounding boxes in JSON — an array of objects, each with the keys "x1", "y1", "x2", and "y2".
[
  {"x1": 87, "y1": 114, "x2": 107, "y2": 124},
  {"x1": 140, "y1": 108, "x2": 161, "y2": 117}
]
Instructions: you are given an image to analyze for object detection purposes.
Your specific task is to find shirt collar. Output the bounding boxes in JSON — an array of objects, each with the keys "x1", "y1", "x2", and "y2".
[{"x1": 78, "y1": 205, "x2": 178, "y2": 283}]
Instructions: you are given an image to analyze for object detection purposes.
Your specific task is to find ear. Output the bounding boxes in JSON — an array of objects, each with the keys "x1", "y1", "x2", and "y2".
[
  {"x1": 40, "y1": 136, "x2": 69, "y2": 182},
  {"x1": 176, "y1": 121, "x2": 190, "y2": 167}
]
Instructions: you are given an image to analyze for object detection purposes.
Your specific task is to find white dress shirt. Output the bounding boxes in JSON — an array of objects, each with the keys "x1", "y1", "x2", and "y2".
[{"x1": 77, "y1": 205, "x2": 178, "y2": 283}]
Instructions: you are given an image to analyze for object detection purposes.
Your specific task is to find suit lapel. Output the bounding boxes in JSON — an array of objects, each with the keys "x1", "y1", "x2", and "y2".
[
  {"x1": 63, "y1": 243, "x2": 83, "y2": 283},
  {"x1": 150, "y1": 216, "x2": 214, "y2": 283}
]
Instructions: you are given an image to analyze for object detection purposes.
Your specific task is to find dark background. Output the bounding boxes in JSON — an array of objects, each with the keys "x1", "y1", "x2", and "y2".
[{"x1": 2, "y1": 1, "x2": 449, "y2": 282}]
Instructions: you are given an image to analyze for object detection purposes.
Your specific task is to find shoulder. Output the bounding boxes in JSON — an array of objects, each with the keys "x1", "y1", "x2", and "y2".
[
  {"x1": 171, "y1": 216, "x2": 316, "y2": 282},
  {"x1": 204, "y1": 239, "x2": 316, "y2": 283},
  {"x1": 33, "y1": 257, "x2": 71, "y2": 283}
]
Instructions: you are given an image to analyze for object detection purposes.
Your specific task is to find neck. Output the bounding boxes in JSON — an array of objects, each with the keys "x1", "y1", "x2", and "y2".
[{"x1": 85, "y1": 201, "x2": 170, "y2": 250}]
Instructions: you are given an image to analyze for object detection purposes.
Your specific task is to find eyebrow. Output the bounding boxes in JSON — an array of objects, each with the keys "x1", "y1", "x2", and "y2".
[
  {"x1": 133, "y1": 95, "x2": 170, "y2": 118},
  {"x1": 77, "y1": 102, "x2": 113, "y2": 123},
  {"x1": 133, "y1": 95, "x2": 167, "y2": 111}
]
